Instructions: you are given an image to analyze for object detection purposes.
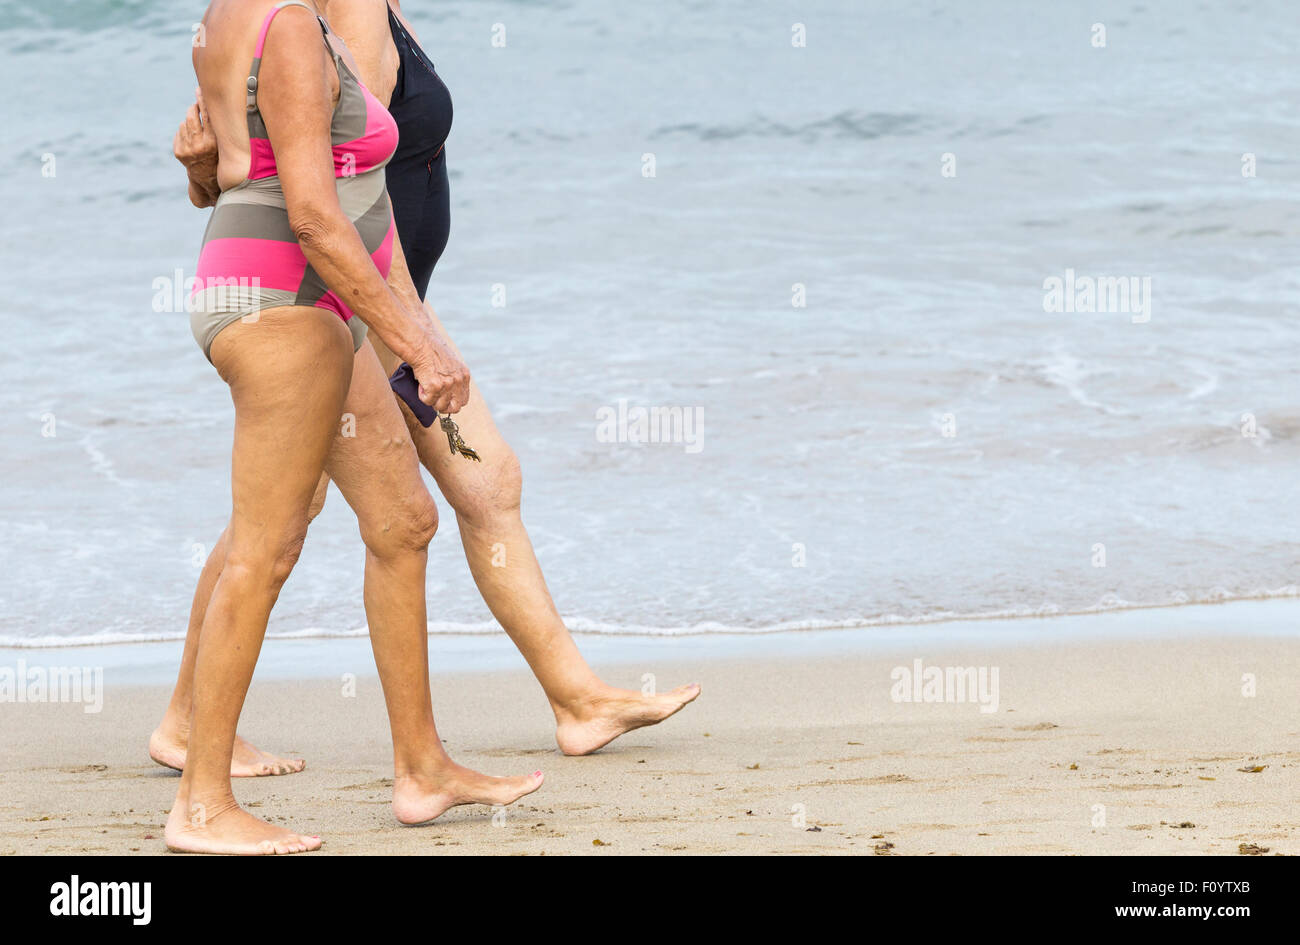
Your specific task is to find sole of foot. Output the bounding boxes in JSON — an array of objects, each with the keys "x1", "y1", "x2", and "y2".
[
  {"x1": 164, "y1": 804, "x2": 322, "y2": 855},
  {"x1": 555, "y1": 683, "x2": 702, "y2": 756},
  {"x1": 393, "y1": 768, "x2": 545, "y2": 826},
  {"x1": 149, "y1": 728, "x2": 306, "y2": 778}
]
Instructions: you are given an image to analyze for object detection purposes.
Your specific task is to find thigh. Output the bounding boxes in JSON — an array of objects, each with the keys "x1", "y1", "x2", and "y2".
[
  {"x1": 324, "y1": 339, "x2": 433, "y2": 529},
  {"x1": 212, "y1": 305, "x2": 355, "y2": 550},
  {"x1": 368, "y1": 312, "x2": 516, "y2": 491}
]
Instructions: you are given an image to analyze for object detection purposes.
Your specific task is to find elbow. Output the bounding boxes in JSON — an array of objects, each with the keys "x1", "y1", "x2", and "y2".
[
  {"x1": 188, "y1": 183, "x2": 216, "y2": 210},
  {"x1": 291, "y1": 218, "x2": 332, "y2": 251},
  {"x1": 288, "y1": 205, "x2": 339, "y2": 251}
]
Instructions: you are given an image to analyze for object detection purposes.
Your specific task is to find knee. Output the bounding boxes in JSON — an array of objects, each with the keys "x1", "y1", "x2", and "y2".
[
  {"x1": 360, "y1": 489, "x2": 439, "y2": 558},
  {"x1": 449, "y1": 447, "x2": 522, "y2": 526},
  {"x1": 268, "y1": 533, "x2": 307, "y2": 588},
  {"x1": 226, "y1": 521, "x2": 309, "y2": 593}
]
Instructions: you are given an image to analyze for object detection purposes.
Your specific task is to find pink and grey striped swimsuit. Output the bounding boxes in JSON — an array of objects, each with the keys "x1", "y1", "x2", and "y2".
[{"x1": 189, "y1": 0, "x2": 400, "y2": 360}]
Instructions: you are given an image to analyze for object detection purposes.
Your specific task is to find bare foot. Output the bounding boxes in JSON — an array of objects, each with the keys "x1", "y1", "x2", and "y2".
[
  {"x1": 392, "y1": 764, "x2": 544, "y2": 825},
  {"x1": 149, "y1": 725, "x2": 306, "y2": 778},
  {"x1": 554, "y1": 683, "x2": 701, "y2": 756},
  {"x1": 164, "y1": 794, "x2": 322, "y2": 855}
]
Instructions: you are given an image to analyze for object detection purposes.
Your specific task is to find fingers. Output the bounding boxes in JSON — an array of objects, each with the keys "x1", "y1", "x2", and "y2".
[
  {"x1": 440, "y1": 376, "x2": 469, "y2": 414},
  {"x1": 195, "y1": 88, "x2": 213, "y2": 137},
  {"x1": 425, "y1": 382, "x2": 453, "y2": 414},
  {"x1": 417, "y1": 382, "x2": 466, "y2": 415},
  {"x1": 175, "y1": 104, "x2": 203, "y2": 161},
  {"x1": 412, "y1": 346, "x2": 471, "y2": 414},
  {"x1": 452, "y1": 363, "x2": 471, "y2": 411}
]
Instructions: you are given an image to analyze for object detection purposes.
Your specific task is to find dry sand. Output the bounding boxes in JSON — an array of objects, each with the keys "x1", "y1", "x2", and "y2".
[{"x1": 1, "y1": 631, "x2": 1296, "y2": 855}]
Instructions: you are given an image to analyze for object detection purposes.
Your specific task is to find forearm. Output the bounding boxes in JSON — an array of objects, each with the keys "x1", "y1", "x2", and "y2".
[
  {"x1": 384, "y1": 226, "x2": 427, "y2": 318},
  {"x1": 296, "y1": 213, "x2": 433, "y2": 362}
]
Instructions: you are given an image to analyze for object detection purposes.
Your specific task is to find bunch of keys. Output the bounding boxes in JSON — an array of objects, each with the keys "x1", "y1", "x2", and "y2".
[
  {"x1": 438, "y1": 413, "x2": 481, "y2": 462},
  {"x1": 389, "y1": 362, "x2": 481, "y2": 462}
]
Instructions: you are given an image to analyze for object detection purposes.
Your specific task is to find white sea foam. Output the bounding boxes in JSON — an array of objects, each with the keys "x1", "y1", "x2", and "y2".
[{"x1": 3, "y1": 586, "x2": 1296, "y2": 649}]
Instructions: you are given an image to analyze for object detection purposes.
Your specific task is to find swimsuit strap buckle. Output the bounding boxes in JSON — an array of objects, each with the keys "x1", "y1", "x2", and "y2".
[{"x1": 245, "y1": 2, "x2": 331, "y2": 115}]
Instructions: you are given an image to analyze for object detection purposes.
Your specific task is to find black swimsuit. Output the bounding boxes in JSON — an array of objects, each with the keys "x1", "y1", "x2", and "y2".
[{"x1": 384, "y1": 4, "x2": 453, "y2": 301}]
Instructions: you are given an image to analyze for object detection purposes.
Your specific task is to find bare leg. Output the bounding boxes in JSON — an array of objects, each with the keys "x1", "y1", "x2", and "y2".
[
  {"x1": 324, "y1": 341, "x2": 542, "y2": 823},
  {"x1": 164, "y1": 306, "x2": 350, "y2": 855},
  {"x1": 371, "y1": 321, "x2": 700, "y2": 755},
  {"x1": 151, "y1": 522, "x2": 308, "y2": 777}
]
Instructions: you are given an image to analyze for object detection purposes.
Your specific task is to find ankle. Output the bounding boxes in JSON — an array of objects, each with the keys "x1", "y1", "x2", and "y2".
[
  {"x1": 173, "y1": 787, "x2": 239, "y2": 823},
  {"x1": 549, "y1": 679, "x2": 613, "y2": 720},
  {"x1": 154, "y1": 711, "x2": 191, "y2": 742},
  {"x1": 393, "y1": 747, "x2": 455, "y2": 783}
]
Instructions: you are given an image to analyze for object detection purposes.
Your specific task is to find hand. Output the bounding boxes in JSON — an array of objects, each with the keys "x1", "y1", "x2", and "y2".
[
  {"x1": 409, "y1": 331, "x2": 471, "y2": 414},
  {"x1": 174, "y1": 88, "x2": 219, "y2": 203}
]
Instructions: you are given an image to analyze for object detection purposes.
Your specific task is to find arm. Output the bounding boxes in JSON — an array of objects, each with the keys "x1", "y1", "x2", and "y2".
[
  {"x1": 173, "y1": 90, "x2": 220, "y2": 209},
  {"x1": 258, "y1": 8, "x2": 462, "y2": 409},
  {"x1": 384, "y1": 226, "x2": 469, "y2": 404},
  {"x1": 315, "y1": 0, "x2": 470, "y2": 409}
]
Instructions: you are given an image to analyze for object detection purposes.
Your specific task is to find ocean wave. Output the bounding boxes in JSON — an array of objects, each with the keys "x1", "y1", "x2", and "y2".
[
  {"x1": 3, "y1": 585, "x2": 1295, "y2": 649},
  {"x1": 653, "y1": 110, "x2": 933, "y2": 143},
  {"x1": 0, "y1": 1, "x2": 179, "y2": 33}
]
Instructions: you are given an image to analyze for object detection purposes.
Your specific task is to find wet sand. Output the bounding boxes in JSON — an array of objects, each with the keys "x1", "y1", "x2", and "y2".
[{"x1": 1, "y1": 621, "x2": 1296, "y2": 855}]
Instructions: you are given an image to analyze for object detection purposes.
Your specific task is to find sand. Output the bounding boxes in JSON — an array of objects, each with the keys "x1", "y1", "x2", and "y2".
[{"x1": 1, "y1": 627, "x2": 1297, "y2": 855}]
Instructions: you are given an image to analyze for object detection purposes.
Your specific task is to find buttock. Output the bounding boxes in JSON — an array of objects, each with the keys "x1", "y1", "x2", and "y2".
[{"x1": 190, "y1": 293, "x2": 368, "y2": 364}]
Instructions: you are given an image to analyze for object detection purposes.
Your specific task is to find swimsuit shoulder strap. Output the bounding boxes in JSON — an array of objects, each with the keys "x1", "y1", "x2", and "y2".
[{"x1": 246, "y1": 1, "x2": 331, "y2": 113}]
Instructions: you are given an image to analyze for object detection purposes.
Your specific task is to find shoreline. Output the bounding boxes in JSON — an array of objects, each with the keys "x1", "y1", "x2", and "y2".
[
  {"x1": 4, "y1": 592, "x2": 1299, "y2": 652},
  {"x1": 1, "y1": 597, "x2": 1296, "y2": 687}
]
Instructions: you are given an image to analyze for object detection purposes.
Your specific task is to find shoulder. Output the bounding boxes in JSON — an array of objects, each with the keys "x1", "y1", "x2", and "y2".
[
  {"x1": 323, "y1": 0, "x2": 393, "y2": 43},
  {"x1": 245, "y1": 1, "x2": 333, "y2": 75},
  {"x1": 254, "y1": 0, "x2": 330, "y2": 54}
]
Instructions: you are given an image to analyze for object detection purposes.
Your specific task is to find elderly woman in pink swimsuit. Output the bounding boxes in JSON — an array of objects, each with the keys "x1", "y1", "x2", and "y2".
[{"x1": 168, "y1": 0, "x2": 544, "y2": 855}]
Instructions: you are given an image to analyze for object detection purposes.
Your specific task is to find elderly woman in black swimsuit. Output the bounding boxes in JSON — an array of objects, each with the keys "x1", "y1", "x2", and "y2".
[{"x1": 160, "y1": 0, "x2": 700, "y2": 782}]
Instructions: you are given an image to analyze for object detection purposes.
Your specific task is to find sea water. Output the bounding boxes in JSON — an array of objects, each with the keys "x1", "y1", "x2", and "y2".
[{"x1": 1, "y1": 0, "x2": 1296, "y2": 646}]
